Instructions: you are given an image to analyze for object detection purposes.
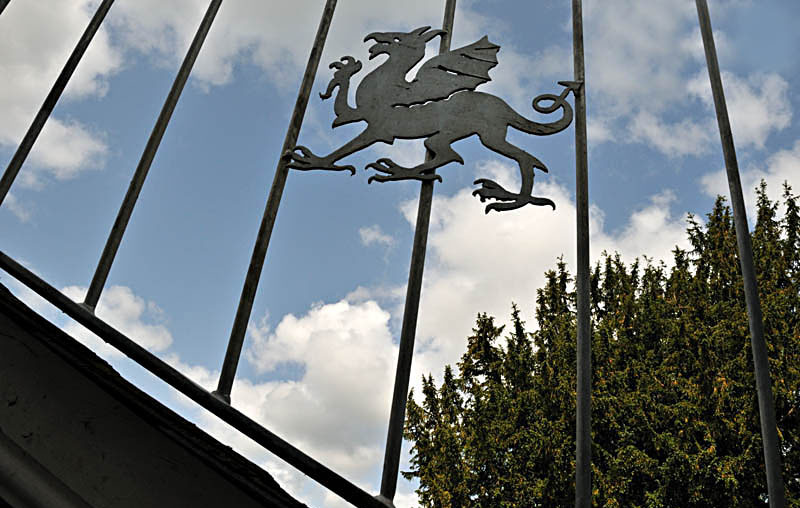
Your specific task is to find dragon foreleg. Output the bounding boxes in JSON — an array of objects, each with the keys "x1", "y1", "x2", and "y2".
[{"x1": 287, "y1": 128, "x2": 381, "y2": 175}]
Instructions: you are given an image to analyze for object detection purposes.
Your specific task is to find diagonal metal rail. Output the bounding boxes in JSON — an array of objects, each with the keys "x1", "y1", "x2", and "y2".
[
  {"x1": 695, "y1": 1, "x2": 785, "y2": 506},
  {"x1": 0, "y1": 250, "x2": 386, "y2": 508},
  {"x1": 84, "y1": 0, "x2": 222, "y2": 310},
  {"x1": 0, "y1": 0, "x2": 115, "y2": 208},
  {"x1": 0, "y1": 0, "x2": 9, "y2": 17},
  {"x1": 214, "y1": 0, "x2": 340, "y2": 403}
]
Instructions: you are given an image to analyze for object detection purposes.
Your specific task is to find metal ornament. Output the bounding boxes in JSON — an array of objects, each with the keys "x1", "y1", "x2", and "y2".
[{"x1": 287, "y1": 26, "x2": 577, "y2": 213}]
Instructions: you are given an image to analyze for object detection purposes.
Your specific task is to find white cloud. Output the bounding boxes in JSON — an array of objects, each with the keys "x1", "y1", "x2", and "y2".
[
  {"x1": 393, "y1": 162, "x2": 690, "y2": 381},
  {"x1": 582, "y1": 0, "x2": 698, "y2": 116},
  {"x1": 4, "y1": 193, "x2": 32, "y2": 222},
  {"x1": 359, "y1": 224, "x2": 395, "y2": 248},
  {"x1": 527, "y1": 1, "x2": 792, "y2": 158},
  {"x1": 609, "y1": 190, "x2": 689, "y2": 262},
  {"x1": 109, "y1": 0, "x2": 450, "y2": 88},
  {"x1": 701, "y1": 139, "x2": 800, "y2": 217},
  {"x1": 524, "y1": 0, "x2": 708, "y2": 156},
  {"x1": 105, "y1": 0, "x2": 551, "y2": 118},
  {"x1": 0, "y1": 0, "x2": 120, "y2": 188},
  {"x1": 21, "y1": 119, "x2": 107, "y2": 186},
  {"x1": 60, "y1": 285, "x2": 173, "y2": 359},
  {"x1": 629, "y1": 112, "x2": 713, "y2": 157},
  {"x1": 688, "y1": 71, "x2": 791, "y2": 150},
  {"x1": 245, "y1": 300, "x2": 395, "y2": 450}
]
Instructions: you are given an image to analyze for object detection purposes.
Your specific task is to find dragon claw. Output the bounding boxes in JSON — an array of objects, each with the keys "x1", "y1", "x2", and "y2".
[
  {"x1": 366, "y1": 158, "x2": 442, "y2": 183},
  {"x1": 472, "y1": 178, "x2": 555, "y2": 213},
  {"x1": 286, "y1": 145, "x2": 355, "y2": 175}
]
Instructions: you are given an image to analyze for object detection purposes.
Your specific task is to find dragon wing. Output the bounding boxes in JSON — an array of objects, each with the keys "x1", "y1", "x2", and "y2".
[{"x1": 391, "y1": 36, "x2": 500, "y2": 107}]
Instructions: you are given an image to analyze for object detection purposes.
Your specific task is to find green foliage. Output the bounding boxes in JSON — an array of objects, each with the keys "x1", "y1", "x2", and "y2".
[{"x1": 404, "y1": 183, "x2": 800, "y2": 506}]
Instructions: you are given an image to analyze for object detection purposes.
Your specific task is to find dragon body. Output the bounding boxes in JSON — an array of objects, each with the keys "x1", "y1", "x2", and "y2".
[{"x1": 288, "y1": 26, "x2": 576, "y2": 212}]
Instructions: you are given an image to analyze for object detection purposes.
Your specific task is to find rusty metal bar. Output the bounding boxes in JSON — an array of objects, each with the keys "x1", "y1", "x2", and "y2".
[
  {"x1": 377, "y1": 1, "x2": 457, "y2": 504},
  {"x1": 83, "y1": 0, "x2": 222, "y2": 310},
  {"x1": 0, "y1": 250, "x2": 385, "y2": 508},
  {"x1": 0, "y1": 0, "x2": 115, "y2": 209},
  {"x1": 214, "y1": 0, "x2": 339, "y2": 403},
  {"x1": 0, "y1": 0, "x2": 10, "y2": 16},
  {"x1": 695, "y1": 2, "x2": 785, "y2": 506},
  {"x1": 572, "y1": 1, "x2": 591, "y2": 507}
]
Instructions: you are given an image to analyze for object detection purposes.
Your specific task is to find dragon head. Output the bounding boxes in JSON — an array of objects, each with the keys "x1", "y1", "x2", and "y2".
[{"x1": 363, "y1": 26, "x2": 446, "y2": 62}]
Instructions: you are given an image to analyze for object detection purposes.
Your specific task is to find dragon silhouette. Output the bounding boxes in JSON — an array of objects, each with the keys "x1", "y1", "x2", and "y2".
[{"x1": 287, "y1": 26, "x2": 578, "y2": 212}]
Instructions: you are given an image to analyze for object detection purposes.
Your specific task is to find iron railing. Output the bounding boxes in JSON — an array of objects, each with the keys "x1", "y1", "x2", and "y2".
[
  {"x1": 0, "y1": 1, "x2": 387, "y2": 506},
  {"x1": 0, "y1": 1, "x2": 786, "y2": 507}
]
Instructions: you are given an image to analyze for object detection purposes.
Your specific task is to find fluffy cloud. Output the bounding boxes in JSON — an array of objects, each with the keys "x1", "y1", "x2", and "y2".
[
  {"x1": 3, "y1": 193, "x2": 31, "y2": 222},
  {"x1": 359, "y1": 224, "x2": 395, "y2": 248},
  {"x1": 246, "y1": 300, "x2": 396, "y2": 454},
  {"x1": 0, "y1": 0, "x2": 120, "y2": 187},
  {"x1": 105, "y1": 0, "x2": 547, "y2": 118},
  {"x1": 701, "y1": 139, "x2": 800, "y2": 217},
  {"x1": 109, "y1": 0, "x2": 449, "y2": 87},
  {"x1": 528, "y1": 1, "x2": 792, "y2": 158},
  {"x1": 687, "y1": 71, "x2": 791, "y2": 150},
  {"x1": 61, "y1": 285, "x2": 173, "y2": 359},
  {"x1": 391, "y1": 162, "x2": 690, "y2": 379},
  {"x1": 629, "y1": 111, "x2": 713, "y2": 157},
  {"x1": 606, "y1": 190, "x2": 690, "y2": 263}
]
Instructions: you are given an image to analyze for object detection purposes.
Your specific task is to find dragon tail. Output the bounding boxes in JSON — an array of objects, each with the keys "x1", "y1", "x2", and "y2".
[{"x1": 510, "y1": 81, "x2": 578, "y2": 136}]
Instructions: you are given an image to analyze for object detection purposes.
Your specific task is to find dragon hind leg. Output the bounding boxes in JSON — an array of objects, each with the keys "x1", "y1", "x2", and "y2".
[{"x1": 473, "y1": 132, "x2": 555, "y2": 213}]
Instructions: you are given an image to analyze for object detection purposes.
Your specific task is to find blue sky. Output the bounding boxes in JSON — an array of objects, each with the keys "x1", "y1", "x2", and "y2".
[{"x1": 1, "y1": 1, "x2": 799, "y2": 506}]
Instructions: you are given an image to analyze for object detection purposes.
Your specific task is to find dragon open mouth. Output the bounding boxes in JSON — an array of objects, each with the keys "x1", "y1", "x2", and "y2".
[{"x1": 368, "y1": 43, "x2": 389, "y2": 60}]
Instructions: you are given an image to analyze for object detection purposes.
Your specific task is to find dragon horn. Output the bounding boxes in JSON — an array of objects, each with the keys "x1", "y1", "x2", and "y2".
[{"x1": 411, "y1": 26, "x2": 432, "y2": 36}]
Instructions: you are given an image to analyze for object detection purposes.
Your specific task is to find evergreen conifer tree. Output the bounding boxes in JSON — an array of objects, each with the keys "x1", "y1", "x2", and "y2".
[{"x1": 404, "y1": 183, "x2": 800, "y2": 506}]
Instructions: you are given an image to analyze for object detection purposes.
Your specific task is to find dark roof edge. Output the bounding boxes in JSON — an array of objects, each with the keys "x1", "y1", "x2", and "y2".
[{"x1": 0, "y1": 284, "x2": 308, "y2": 508}]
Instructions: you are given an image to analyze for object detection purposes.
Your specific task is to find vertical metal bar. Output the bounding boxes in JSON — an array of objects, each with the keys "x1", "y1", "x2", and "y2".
[
  {"x1": 377, "y1": 2, "x2": 457, "y2": 504},
  {"x1": 0, "y1": 0, "x2": 115, "y2": 209},
  {"x1": 0, "y1": 0, "x2": 10, "y2": 17},
  {"x1": 572, "y1": 1, "x2": 591, "y2": 507},
  {"x1": 695, "y1": 2, "x2": 785, "y2": 506},
  {"x1": 214, "y1": 0, "x2": 339, "y2": 403},
  {"x1": 83, "y1": 0, "x2": 222, "y2": 310}
]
